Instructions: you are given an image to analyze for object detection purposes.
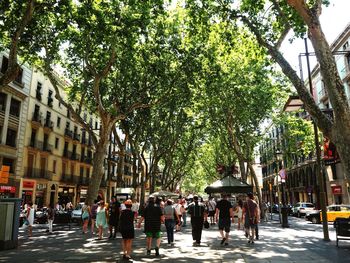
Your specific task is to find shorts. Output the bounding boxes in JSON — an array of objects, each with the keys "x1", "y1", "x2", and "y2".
[
  {"x1": 208, "y1": 211, "x2": 215, "y2": 217},
  {"x1": 145, "y1": 231, "x2": 162, "y2": 238},
  {"x1": 244, "y1": 216, "x2": 256, "y2": 228},
  {"x1": 218, "y1": 218, "x2": 231, "y2": 232}
]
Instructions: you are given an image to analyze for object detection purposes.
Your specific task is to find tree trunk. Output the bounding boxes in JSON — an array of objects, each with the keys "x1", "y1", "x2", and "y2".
[
  {"x1": 247, "y1": 162, "x2": 263, "y2": 219},
  {"x1": 117, "y1": 144, "x2": 125, "y2": 187},
  {"x1": 86, "y1": 139, "x2": 109, "y2": 205}
]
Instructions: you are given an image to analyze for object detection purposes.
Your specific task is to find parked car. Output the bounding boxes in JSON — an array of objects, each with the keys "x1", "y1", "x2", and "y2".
[
  {"x1": 306, "y1": 204, "x2": 350, "y2": 224},
  {"x1": 71, "y1": 203, "x2": 84, "y2": 223},
  {"x1": 292, "y1": 202, "x2": 315, "y2": 217}
]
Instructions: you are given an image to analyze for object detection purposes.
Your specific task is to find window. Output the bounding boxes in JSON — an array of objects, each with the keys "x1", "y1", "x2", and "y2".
[
  {"x1": 2, "y1": 157, "x2": 15, "y2": 173},
  {"x1": 14, "y1": 68, "x2": 23, "y2": 84},
  {"x1": 0, "y1": 92, "x2": 6, "y2": 111},
  {"x1": 53, "y1": 160, "x2": 57, "y2": 173},
  {"x1": 9, "y1": 98, "x2": 21, "y2": 117},
  {"x1": 95, "y1": 121, "x2": 98, "y2": 130},
  {"x1": 66, "y1": 121, "x2": 70, "y2": 129},
  {"x1": 48, "y1": 90, "x2": 53, "y2": 107},
  {"x1": 67, "y1": 110, "x2": 70, "y2": 118},
  {"x1": 55, "y1": 137, "x2": 59, "y2": 149},
  {"x1": 80, "y1": 166, "x2": 84, "y2": 177},
  {"x1": 6, "y1": 128, "x2": 17, "y2": 147},
  {"x1": 1, "y1": 56, "x2": 8, "y2": 73},
  {"x1": 36, "y1": 82, "x2": 42, "y2": 100},
  {"x1": 57, "y1": 116, "x2": 61, "y2": 128}
]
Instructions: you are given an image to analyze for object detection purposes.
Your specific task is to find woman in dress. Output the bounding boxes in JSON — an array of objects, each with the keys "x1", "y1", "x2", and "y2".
[
  {"x1": 235, "y1": 199, "x2": 243, "y2": 230},
  {"x1": 119, "y1": 200, "x2": 135, "y2": 260},
  {"x1": 81, "y1": 202, "x2": 90, "y2": 234},
  {"x1": 26, "y1": 201, "x2": 35, "y2": 237},
  {"x1": 96, "y1": 200, "x2": 108, "y2": 240}
]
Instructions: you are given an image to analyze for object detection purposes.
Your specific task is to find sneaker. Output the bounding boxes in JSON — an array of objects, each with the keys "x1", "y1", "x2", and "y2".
[
  {"x1": 248, "y1": 240, "x2": 251, "y2": 244},
  {"x1": 220, "y1": 238, "x2": 226, "y2": 245},
  {"x1": 146, "y1": 250, "x2": 151, "y2": 255},
  {"x1": 155, "y1": 247, "x2": 160, "y2": 257},
  {"x1": 251, "y1": 240, "x2": 255, "y2": 244}
]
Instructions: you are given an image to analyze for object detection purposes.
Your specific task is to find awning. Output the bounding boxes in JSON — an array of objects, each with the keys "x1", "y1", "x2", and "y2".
[{"x1": 204, "y1": 176, "x2": 253, "y2": 194}]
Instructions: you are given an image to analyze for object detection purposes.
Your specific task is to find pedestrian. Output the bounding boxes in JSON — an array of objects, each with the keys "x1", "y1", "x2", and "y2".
[
  {"x1": 207, "y1": 197, "x2": 216, "y2": 225},
  {"x1": 242, "y1": 193, "x2": 258, "y2": 244},
  {"x1": 163, "y1": 199, "x2": 179, "y2": 246},
  {"x1": 181, "y1": 198, "x2": 187, "y2": 227},
  {"x1": 174, "y1": 199, "x2": 184, "y2": 231},
  {"x1": 235, "y1": 199, "x2": 243, "y2": 230},
  {"x1": 137, "y1": 196, "x2": 164, "y2": 256},
  {"x1": 81, "y1": 201, "x2": 90, "y2": 234},
  {"x1": 26, "y1": 201, "x2": 35, "y2": 237},
  {"x1": 90, "y1": 199, "x2": 98, "y2": 235},
  {"x1": 108, "y1": 196, "x2": 121, "y2": 239},
  {"x1": 131, "y1": 199, "x2": 140, "y2": 223},
  {"x1": 215, "y1": 194, "x2": 234, "y2": 246},
  {"x1": 119, "y1": 200, "x2": 135, "y2": 260},
  {"x1": 187, "y1": 195, "x2": 207, "y2": 246},
  {"x1": 47, "y1": 203, "x2": 55, "y2": 234},
  {"x1": 262, "y1": 201, "x2": 268, "y2": 222},
  {"x1": 96, "y1": 200, "x2": 108, "y2": 240},
  {"x1": 255, "y1": 199, "x2": 261, "y2": 240}
]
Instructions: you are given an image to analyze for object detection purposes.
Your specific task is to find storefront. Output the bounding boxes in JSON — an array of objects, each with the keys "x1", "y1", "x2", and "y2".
[
  {"x1": 58, "y1": 186, "x2": 76, "y2": 206},
  {"x1": 0, "y1": 185, "x2": 16, "y2": 198},
  {"x1": 22, "y1": 180, "x2": 35, "y2": 204},
  {"x1": 76, "y1": 187, "x2": 88, "y2": 204},
  {"x1": 331, "y1": 185, "x2": 343, "y2": 204},
  {"x1": 35, "y1": 183, "x2": 47, "y2": 208}
]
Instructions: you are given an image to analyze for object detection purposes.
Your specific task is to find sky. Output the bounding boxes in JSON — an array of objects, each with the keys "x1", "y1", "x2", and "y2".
[{"x1": 280, "y1": 0, "x2": 350, "y2": 76}]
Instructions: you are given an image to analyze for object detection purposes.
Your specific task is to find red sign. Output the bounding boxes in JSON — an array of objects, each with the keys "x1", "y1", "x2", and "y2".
[
  {"x1": 0, "y1": 186, "x2": 16, "y2": 193},
  {"x1": 23, "y1": 181, "x2": 35, "y2": 188},
  {"x1": 331, "y1": 185, "x2": 342, "y2": 195}
]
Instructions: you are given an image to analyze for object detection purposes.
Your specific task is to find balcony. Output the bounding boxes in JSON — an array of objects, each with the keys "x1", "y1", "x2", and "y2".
[
  {"x1": 73, "y1": 133, "x2": 81, "y2": 142},
  {"x1": 29, "y1": 140, "x2": 52, "y2": 152},
  {"x1": 84, "y1": 157, "x2": 92, "y2": 165},
  {"x1": 36, "y1": 90, "x2": 42, "y2": 101},
  {"x1": 70, "y1": 152, "x2": 80, "y2": 162},
  {"x1": 25, "y1": 167, "x2": 53, "y2": 180},
  {"x1": 79, "y1": 177, "x2": 90, "y2": 186},
  {"x1": 61, "y1": 174, "x2": 80, "y2": 184},
  {"x1": 31, "y1": 112, "x2": 43, "y2": 127},
  {"x1": 64, "y1": 128, "x2": 73, "y2": 139},
  {"x1": 63, "y1": 149, "x2": 72, "y2": 159},
  {"x1": 44, "y1": 119, "x2": 54, "y2": 131}
]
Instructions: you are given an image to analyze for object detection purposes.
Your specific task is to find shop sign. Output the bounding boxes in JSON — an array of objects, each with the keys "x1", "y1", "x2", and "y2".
[
  {"x1": 331, "y1": 185, "x2": 342, "y2": 195},
  {"x1": 0, "y1": 166, "x2": 10, "y2": 184},
  {"x1": 0, "y1": 186, "x2": 16, "y2": 193},
  {"x1": 23, "y1": 181, "x2": 35, "y2": 188}
]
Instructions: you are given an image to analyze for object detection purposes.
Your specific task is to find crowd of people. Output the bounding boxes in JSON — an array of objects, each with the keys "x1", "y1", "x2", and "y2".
[{"x1": 23, "y1": 193, "x2": 266, "y2": 260}]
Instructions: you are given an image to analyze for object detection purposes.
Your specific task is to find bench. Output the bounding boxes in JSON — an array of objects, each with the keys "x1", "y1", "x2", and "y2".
[{"x1": 333, "y1": 217, "x2": 350, "y2": 247}]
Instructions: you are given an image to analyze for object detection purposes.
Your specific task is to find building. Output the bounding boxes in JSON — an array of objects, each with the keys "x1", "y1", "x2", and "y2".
[{"x1": 0, "y1": 52, "x2": 31, "y2": 199}]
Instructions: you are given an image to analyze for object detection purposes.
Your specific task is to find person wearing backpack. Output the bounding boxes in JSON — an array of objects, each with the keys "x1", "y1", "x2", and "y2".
[{"x1": 187, "y1": 195, "x2": 207, "y2": 246}]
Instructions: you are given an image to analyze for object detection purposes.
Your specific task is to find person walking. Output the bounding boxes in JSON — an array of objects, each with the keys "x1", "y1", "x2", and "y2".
[
  {"x1": 47, "y1": 203, "x2": 55, "y2": 234},
  {"x1": 26, "y1": 201, "x2": 35, "y2": 237},
  {"x1": 181, "y1": 198, "x2": 187, "y2": 227},
  {"x1": 174, "y1": 200, "x2": 185, "y2": 231},
  {"x1": 163, "y1": 199, "x2": 179, "y2": 246},
  {"x1": 90, "y1": 199, "x2": 98, "y2": 235},
  {"x1": 119, "y1": 200, "x2": 135, "y2": 260},
  {"x1": 81, "y1": 202, "x2": 90, "y2": 234},
  {"x1": 242, "y1": 193, "x2": 258, "y2": 244},
  {"x1": 215, "y1": 194, "x2": 234, "y2": 246},
  {"x1": 108, "y1": 196, "x2": 121, "y2": 239},
  {"x1": 131, "y1": 199, "x2": 140, "y2": 223},
  {"x1": 235, "y1": 199, "x2": 243, "y2": 230},
  {"x1": 187, "y1": 195, "x2": 207, "y2": 246},
  {"x1": 207, "y1": 197, "x2": 216, "y2": 225},
  {"x1": 96, "y1": 200, "x2": 108, "y2": 240},
  {"x1": 137, "y1": 196, "x2": 164, "y2": 256}
]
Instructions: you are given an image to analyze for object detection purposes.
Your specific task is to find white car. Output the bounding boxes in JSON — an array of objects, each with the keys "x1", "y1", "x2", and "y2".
[{"x1": 292, "y1": 202, "x2": 315, "y2": 217}]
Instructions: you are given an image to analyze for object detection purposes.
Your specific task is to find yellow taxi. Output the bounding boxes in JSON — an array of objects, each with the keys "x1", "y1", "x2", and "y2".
[
  {"x1": 306, "y1": 205, "x2": 350, "y2": 224},
  {"x1": 321, "y1": 205, "x2": 350, "y2": 222}
]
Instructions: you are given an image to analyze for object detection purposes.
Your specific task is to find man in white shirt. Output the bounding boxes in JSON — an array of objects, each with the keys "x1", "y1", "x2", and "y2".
[{"x1": 207, "y1": 198, "x2": 216, "y2": 225}]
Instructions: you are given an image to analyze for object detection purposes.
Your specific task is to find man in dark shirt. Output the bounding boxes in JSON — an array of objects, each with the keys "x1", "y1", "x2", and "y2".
[
  {"x1": 215, "y1": 194, "x2": 234, "y2": 246},
  {"x1": 187, "y1": 195, "x2": 207, "y2": 246},
  {"x1": 242, "y1": 193, "x2": 258, "y2": 244},
  {"x1": 108, "y1": 196, "x2": 121, "y2": 239},
  {"x1": 137, "y1": 196, "x2": 164, "y2": 256}
]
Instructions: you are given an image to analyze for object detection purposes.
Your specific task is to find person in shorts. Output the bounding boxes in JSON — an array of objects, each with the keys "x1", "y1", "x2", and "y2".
[
  {"x1": 242, "y1": 193, "x2": 258, "y2": 244},
  {"x1": 207, "y1": 197, "x2": 216, "y2": 225},
  {"x1": 119, "y1": 199, "x2": 135, "y2": 260},
  {"x1": 137, "y1": 196, "x2": 164, "y2": 256},
  {"x1": 215, "y1": 194, "x2": 234, "y2": 246}
]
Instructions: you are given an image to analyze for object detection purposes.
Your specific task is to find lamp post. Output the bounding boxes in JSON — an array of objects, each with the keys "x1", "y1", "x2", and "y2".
[
  {"x1": 282, "y1": 38, "x2": 329, "y2": 241},
  {"x1": 276, "y1": 150, "x2": 289, "y2": 228}
]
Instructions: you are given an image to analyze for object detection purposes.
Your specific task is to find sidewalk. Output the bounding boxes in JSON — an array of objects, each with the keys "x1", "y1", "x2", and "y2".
[{"x1": 0, "y1": 216, "x2": 349, "y2": 262}]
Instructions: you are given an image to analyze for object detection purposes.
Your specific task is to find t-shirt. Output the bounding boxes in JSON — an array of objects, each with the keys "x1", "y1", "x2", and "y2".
[
  {"x1": 143, "y1": 203, "x2": 163, "y2": 232},
  {"x1": 187, "y1": 202, "x2": 206, "y2": 218},
  {"x1": 164, "y1": 205, "x2": 175, "y2": 219},
  {"x1": 208, "y1": 200, "x2": 216, "y2": 212},
  {"x1": 243, "y1": 199, "x2": 258, "y2": 218},
  {"x1": 216, "y1": 199, "x2": 232, "y2": 219}
]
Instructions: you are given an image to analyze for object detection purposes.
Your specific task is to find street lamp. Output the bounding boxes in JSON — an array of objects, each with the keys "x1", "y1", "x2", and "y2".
[
  {"x1": 276, "y1": 149, "x2": 289, "y2": 228},
  {"x1": 282, "y1": 38, "x2": 330, "y2": 241}
]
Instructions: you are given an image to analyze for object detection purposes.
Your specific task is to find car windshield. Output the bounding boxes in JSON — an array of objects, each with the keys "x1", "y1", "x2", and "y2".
[{"x1": 304, "y1": 204, "x2": 314, "y2": 208}]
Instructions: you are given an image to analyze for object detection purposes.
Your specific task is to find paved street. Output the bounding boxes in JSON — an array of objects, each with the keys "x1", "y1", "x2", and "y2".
[{"x1": 0, "y1": 215, "x2": 349, "y2": 263}]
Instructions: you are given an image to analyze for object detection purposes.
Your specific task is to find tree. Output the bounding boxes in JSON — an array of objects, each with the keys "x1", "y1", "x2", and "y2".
[{"x1": 187, "y1": 0, "x2": 350, "y2": 180}]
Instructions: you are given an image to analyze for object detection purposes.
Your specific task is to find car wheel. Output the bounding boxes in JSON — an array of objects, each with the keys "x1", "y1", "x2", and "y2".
[
  {"x1": 297, "y1": 212, "x2": 301, "y2": 218},
  {"x1": 311, "y1": 217, "x2": 318, "y2": 224}
]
